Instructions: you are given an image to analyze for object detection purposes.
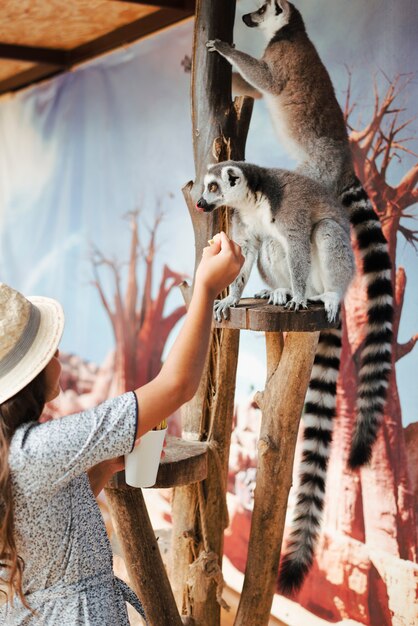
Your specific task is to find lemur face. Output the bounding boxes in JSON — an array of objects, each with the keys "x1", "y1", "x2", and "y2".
[
  {"x1": 242, "y1": 1, "x2": 290, "y2": 36},
  {"x1": 196, "y1": 164, "x2": 244, "y2": 213}
]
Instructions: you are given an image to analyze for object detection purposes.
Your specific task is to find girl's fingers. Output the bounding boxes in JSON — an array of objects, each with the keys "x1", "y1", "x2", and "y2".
[
  {"x1": 203, "y1": 239, "x2": 221, "y2": 256},
  {"x1": 218, "y1": 231, "x2": 232, "y2": 249}
]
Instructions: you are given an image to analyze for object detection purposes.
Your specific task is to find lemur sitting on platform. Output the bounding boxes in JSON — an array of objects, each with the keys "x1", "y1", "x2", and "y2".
[{"x1": 197, "y1": 161, "x2": 355, "y2": 325}]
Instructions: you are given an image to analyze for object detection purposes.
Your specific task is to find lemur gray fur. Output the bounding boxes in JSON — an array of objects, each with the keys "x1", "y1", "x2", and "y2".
[
  {"x1": 197, "y1": 161, "x2": 354, "y2": 323},
  {"x1": 206, "y1": 0, "x2": 394, "y2": 594}
]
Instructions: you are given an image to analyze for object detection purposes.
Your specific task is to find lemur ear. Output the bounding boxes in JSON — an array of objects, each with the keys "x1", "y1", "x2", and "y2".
[
  {"x1": 221, "y1": 166, "x2": 241, "y2": 187},
  {"x1": 276, "y1": 0, "x2": 289, "y2": 15}
]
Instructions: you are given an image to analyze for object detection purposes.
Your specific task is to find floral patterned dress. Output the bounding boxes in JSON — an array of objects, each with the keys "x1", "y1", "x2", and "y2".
[{"x1": 0, "y1": 392, "x2": 147, "y2": 625}]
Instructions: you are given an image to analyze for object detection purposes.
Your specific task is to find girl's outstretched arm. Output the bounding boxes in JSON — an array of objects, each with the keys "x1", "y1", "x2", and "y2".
[{"x1": 133, "y1": 232, "x2": 243, "y2": 438}]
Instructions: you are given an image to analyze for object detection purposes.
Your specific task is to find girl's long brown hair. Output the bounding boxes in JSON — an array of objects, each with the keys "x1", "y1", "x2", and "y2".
[{"x1": 0, "y1": 370, "x2": 46, "y2": 608}]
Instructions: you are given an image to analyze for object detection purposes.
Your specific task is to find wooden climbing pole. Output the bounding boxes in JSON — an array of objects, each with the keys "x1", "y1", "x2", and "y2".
[
  {"x1": 170, "y1": 0, "x2": 253, "y2": 624},
  {"x1": 105, "y1": 2, "x2": 338, "y2": 625}
]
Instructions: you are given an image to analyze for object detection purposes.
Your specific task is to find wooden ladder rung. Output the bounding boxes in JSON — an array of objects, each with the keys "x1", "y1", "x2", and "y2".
[
  {"x1": 108, "y1": 436, "x2": 208, "y2": 490},
  {"x1": 214, "y1": 298, "x2": 338, "y2": 332}
]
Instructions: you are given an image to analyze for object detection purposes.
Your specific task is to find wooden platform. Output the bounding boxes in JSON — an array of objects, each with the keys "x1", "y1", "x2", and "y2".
[
  {"x1": 213, "y1": 298, "x2": 338, "y2": 332},
  {"x1": 108, "y1": 435, "x2": 208, "y2": 490}
]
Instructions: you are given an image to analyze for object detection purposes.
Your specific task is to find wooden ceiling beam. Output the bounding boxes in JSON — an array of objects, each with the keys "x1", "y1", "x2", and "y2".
[{"x1": 0, "y1": 44, "x2": 68, "y2": 67}]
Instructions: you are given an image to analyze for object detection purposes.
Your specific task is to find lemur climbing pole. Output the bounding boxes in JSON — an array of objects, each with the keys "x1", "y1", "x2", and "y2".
[{"x1": 106, "y1": 1, "x2": 337, "y2": 625}]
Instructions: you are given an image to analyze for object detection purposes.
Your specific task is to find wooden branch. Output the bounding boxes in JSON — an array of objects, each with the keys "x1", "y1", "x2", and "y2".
[
  {"x1": 265, "y1": 332, "x2": 284, "y2": 381},
  {"x1": 171, "y1": 2, "x2": 254, "y2": 625},
  {"x1": 179, "y1": 280, "x2": 193, "y2": 308},
  {"x1": 105, "y1": 487, "x2": 183, "y2": 626},
  {"x1": 191, "y1": 328, "x2": 240, "y2": 625},
  {"x1": 235, "y1": 331, "x2": 320, "y2": 626}
]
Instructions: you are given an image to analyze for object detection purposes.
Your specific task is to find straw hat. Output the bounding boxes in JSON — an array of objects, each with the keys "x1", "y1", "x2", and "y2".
[{"x1": 0, "y1": 283, "x2": 65, "y2": 404}]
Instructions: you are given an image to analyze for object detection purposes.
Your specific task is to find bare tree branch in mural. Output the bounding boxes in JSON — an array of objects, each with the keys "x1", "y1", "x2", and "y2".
[{"x1": 91, "y1": 209, "x2": 187, "y2": 395}]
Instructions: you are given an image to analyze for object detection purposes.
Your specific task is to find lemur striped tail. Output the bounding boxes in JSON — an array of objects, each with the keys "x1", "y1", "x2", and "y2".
[
  {"x1": 341, "y1": 180, "x2": 393, "y2": 469},
  {"x1": 278, "y1": 328, "x2": 342, "y2": 595},
  {"x1": 279, "y1": 182, "x2": 393, "y2": 594}
]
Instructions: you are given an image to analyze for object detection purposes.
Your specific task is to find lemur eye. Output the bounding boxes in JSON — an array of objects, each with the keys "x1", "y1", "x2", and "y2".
[
  {"x1": 259, "y1": 4, "x2": 266, "y2": 14},
  {"x1": 209, "y1": 182, "x2": 218, "y2": 193}
]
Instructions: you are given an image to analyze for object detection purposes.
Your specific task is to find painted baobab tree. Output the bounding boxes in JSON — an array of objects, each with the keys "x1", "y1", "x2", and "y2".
[
  {"x1": 91, "y1": 209, "x2": 187, "y2": 396},
  {"x1": 294, "y1": 74, "x2": 418, "y2": 625},
  {"x1": 45, "y1": 208, "x2": 188, "y2": 420}
]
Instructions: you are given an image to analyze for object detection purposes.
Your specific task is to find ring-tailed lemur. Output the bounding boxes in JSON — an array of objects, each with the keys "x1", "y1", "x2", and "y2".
[
  {"x1": 207, "y1": 0, "x2": 393, "y2": 594},
  {"x1": 197, "y1": 161, "x2": 354, "y2": 325}
]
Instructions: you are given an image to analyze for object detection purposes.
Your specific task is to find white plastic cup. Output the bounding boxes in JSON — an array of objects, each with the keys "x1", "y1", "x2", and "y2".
[{"x1": 124, "y1": 428, "x2": 167, "y2": 488}]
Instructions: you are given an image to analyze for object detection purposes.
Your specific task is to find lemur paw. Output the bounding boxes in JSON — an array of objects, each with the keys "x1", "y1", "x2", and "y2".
[
  {"x1": 309, "y1": 292, "x2": 340, "y2": 323},
  {"x1": 285, "y1": 297, "x2": 308, "y2": 312},
  {"x1": 206, "y1": 39, "x2": 234, "y2": 55},
  {"x1": 254, "y1": 288, "x2": 290, "y2": 306},
  {"x1": 269, "y1": 288, "x2": 290, "y2": 306},
  {"x1": 254, "y1": 289, "x2": 271, "y2": 300},
  {"x1": 214, "y1": 296, "x2": 239, "y2": 322}
]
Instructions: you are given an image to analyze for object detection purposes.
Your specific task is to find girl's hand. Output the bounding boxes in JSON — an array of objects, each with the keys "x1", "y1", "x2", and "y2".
[
  {"x1": 88, "y1": 437, "x2": 166, "y2": 497},
  {"x1": 88, "y1": 456, "x2": 125, "y2": 496},
  {"x1": 194, "y1": 232, "x2": 244, "y2": 298}
]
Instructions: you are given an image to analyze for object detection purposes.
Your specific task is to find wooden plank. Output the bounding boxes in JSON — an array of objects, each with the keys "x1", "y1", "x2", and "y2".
[
  {"x1": 214, "y1": 298, "x2": 338, "y2": 332},
  {"x1": 235, "y1": 331, "x2": 320, "y2": 626},
  {"x1": 107, "y1": 436, "x2": 208, "y2": 489},
  {"x1": 0, "y1": 44, "x2": 68, "y2": 66},
  {"x1": 170, "y1": 2, "x2": 254, "y2": 623},
  {"x1": 105, "y1": 486, "x2": 183, "y2": 626},
  {"x1": 0, "y1": 1, "x2": 157, "y2": 49}
]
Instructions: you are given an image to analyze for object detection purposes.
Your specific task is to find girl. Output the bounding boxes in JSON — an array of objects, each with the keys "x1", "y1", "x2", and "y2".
[{"x1": 0, "y1": 232, "x2": 244, "y2": 625}]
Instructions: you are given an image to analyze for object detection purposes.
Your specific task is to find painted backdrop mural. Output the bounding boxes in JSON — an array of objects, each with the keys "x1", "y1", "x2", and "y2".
[{"x1": 0, "y1": 1, "x2": 417, "y2": 624}]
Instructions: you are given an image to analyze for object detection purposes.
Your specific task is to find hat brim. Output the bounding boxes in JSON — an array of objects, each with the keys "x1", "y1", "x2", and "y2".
[{"x1": 0, "y1": 296, "x2": 65, "y2": 404}]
